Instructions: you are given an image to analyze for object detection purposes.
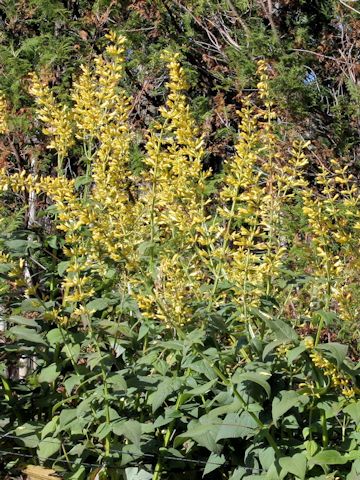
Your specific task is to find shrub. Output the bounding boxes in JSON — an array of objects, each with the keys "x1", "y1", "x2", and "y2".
[{"x1": 0, "y1": 32, "x2": 359, "y2": 480}]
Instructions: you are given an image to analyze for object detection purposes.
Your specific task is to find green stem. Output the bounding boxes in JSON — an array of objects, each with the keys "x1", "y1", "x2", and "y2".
[
  {"x1": 315, "y1": 260, "x2": 331, "y2": 347},
  {"x1": 57, "y1": 152, "x2": 64, "y2": 177},
  {"x1": 308, "y1": 405, "x2": 313, "y2": 441},
  {"x1": 88, "y1": 315, "x2": 111, "y2": 458},
  {"x1": 59, "y1": 326, "x2": 81, "y2": 378},
  {"x1": 153, "y1": 393, "x2": 183, "y2": 480},
  {"x1": 321, "y1": 409, "x2": 328, "y2": 448}
]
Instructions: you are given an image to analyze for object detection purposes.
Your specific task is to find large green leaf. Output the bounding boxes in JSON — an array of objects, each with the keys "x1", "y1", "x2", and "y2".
[
  {"x1": 317, "y1": 343, "x2": 348, "y2": 366},
  {"x1": 112, "y1": 420, "x2": 142, "y2": 445},
  {"x1": 107, "y1": 372, "x2": 127, "y2": 391},
  {"x1": 9, "y1": 314, "x2": 39, "y2": 328},
  {"x1": 175, "y1": 421, "x2": 221, "y2": 453},
  {"x1": 347, "y1": 458, "x2": 360, "y2": 480},
  {"x1": 272, "y1": 390, "x2": 308, "y2": 427},
  {"x1": 86, "y1": 297, "x2": 111, "y2": 312},
  {"x1": 308, "y1": 450, "x2": 347, "y2": 466},
  {"x1": 8, "y1": 325, "x2": 46, "y2": 345},
  {"x1": 147, "y1": 378, "x2": 178, "y2": 413},
  {"x1": 187, "y1": 379, "x2": 217, "y2": 396},
  {"x1": 216, "y1": 412, "x2": 258, "y2": 441},
  {"x1": 124, "y1": 468, "x2": 153, "y2": 480},
  {"x1": 38, "y1": 363, "x2": 60, "y2": 384},
  {"x1": 344, "y1": 401, "x2": 360, "y2": 424},
  {"x1": 15, "y1": 423, "x2": 41, "y2": 448},
  {"x1": 203, "y1": 452, "x2": 226, "y2": 476},
  {"x1": 267, "y1": 319, "x2": 298, "y2": 342},
  {"x1": 59, "y1": 408, "x2": 78, "y2": 428},
  {"x1": 235, "y1": 372, "x2": 271, "y2": 398},
  {"x1": 37, "y1": 437, "x2": 61, "y2": 460},
  {"x1": 280, "y1": 453, "x2": 307, "y2": 480},
  {"x1": 41, "y1": 416, "x2": 59, "y2": 440},
  {"x1": 228, "y1": 467, "x2": 248, "y2": 480},
  {"x1": 46, "y1": 328, "x2": 64, "y2": 346}
]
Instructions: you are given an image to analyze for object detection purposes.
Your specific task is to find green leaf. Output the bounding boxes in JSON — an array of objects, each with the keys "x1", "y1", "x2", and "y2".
[
  {"x1": 57, "y1": 261, "x2": 70, "y2": 276},
  {"x1": 46, "y1": 328, "x2": 63, "y2": 346},
  {"x1": 65, "y1": 465, "x2": 86, "y2": 479},
  {"x1": 176, "y1": 421, "x2": 221, "y2": 453},
  {"x1": 228, "y1": 467, "x2": 247, "y2": 480},
  {"x1": 107, "y1": 372, "x2": 127, "y2": 391},
  {"x1": 38, "y1": 363, "x2": 59, "y2": 383},
  {"x1": 280, "y1": 453, "x2": 307, "y2": 480},
  {"x1": 347, "y1": 458, "x2": 360, "y2": 480},
  {"x1": 262, "y1": 340, "x2": 284, "y2": 360},
  {"x1": 148, "y1": 378, "x2": 177, "y2": 413},
  {"x1": 315, "y1": 310, "x2": 338, "y2": 326},
  {"x1": 75, "y1": 175, "x2": 92, "y2": 189},
  {"x1": 124, "y1": 468, "x2": 153, "y2": 480},
  {"x1": 5, "y1": 239, "x2": 30, "y2": 252},
  {"x1": 37, "y1": 437, "x2": 61, "y2": 460},
  {"x1": 267, "y1": 319, "x2": 298, "y2": 342},
  {"x1": 21, "y1": 298, "x2": 44, "y2": 312},
  {"x1": 9, "y1": 325, "x2": 46, "y2": 345},
  {"x1": 62, "y1": 343, "x2": 80, "y2": 362},
  {"x1": 317, "y1": 343, "x2": 348, "y2": 366},
  {"x1": 112, "y1": 420, "x2": 142, "y2": 445},
  {"x1": 287, "y1": 344, "x2": 306, "y2": 363},
  {"x1": 15, "y1": 423, "x2": 41, "y2": 448},
  {"x1": 272, "y1": 390, "x2": 308, "y2": 427},
  {"x1": 41, "y1": 416, "x2": 59, "y2": 439},
  {"x1": 120, "y1": 444, "x2": 143, "y2": 466},
  {"x1": 96, "y1": 423, "x2": 111, "y2": 440},
  {"x1": 203, "y1": 452, "x2": 225, "y2": 476},
  {"x1": 0, "y1": 263, "x2": 12, "y2": 274},
  {"x1": 9, "y1": 315, "x2": 39, "y2": 328},
  {"x1": 308, "y1": 449, "x2": 347, "y2": 466},
  {"x1": 187, "y1": 379, "x2": 217, "y2": 396},
  {"x1": 86, "y1": 298, "x2": 111, "y2": 312},
  {"x1": 304, "y1": 440, "x2": 320, "y2": 457},
  {"x1": 216, "y1": 412, "x2": 258, "y2": 441},
  {"x1": 344, "y1": 401, "x2": 360, "y2": 424},
  {"x1": 59, "y1": 408, "x2": 78, "y2": 428},
  {"x1": 235, "y1": 372, "x2": 271, "y2": 398},
  {"x1": 189, "y1": 359, "x2": 217, "y2": 380},
  {"x1": 47, "y1": 235, "x2": 58, "y2": 249},
  {"x1": 258, "y1": 446, "x2": 276, "y2": 470},
  {"x1": 137, "y1": 324, "x2": 149, "y2": 340}
]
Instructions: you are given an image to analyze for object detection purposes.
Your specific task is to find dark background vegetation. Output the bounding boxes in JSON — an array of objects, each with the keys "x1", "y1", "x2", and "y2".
[{"x1": 0, "y1": 0, "x2": 359, "y2": 173}]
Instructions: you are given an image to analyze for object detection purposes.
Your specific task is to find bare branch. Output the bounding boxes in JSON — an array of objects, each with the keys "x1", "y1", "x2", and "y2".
[{"x1": 338, "y1": 0, "x2": 360, "y2": 16}]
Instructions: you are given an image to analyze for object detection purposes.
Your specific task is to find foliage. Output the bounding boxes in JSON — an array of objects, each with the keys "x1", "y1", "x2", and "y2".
[{"x1": 0, "y1": 33, "x2": 360, "y2": 480}]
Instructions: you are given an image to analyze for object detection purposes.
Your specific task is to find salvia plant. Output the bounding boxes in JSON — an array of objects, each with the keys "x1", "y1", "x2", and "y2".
[{"x1": 0, "y1": 32, "x2": 359, "y2": 480}]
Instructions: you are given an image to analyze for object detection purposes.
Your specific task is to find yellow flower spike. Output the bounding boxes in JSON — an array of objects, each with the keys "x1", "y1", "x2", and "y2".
[
  {"x1": 307, "y1": 343, "x2": 355, "y2": 398},
  {"x1": 0, "y1": 92, "x2": 9, "y2": 135},
  {"x1": 140, "y1": 50, "x2": 208, "y2": 255},
  {"x1": 29, "y1": 73, "x2": 74, "y2": 159}
]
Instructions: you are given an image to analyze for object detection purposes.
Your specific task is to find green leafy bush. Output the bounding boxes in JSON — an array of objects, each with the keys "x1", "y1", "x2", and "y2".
[{"x1": 0, "y1": 33, "x2": 359, "y2": 480}]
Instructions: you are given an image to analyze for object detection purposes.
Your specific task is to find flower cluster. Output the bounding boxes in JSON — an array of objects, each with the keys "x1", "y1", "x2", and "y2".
[
  {"x1": 305, "y1": 337, "x2": 355, "y2": 398},
  {"x1": 142, "y1": 52, "x2": 208, "y2": 245},
  {"x1": 0, "y1": 92, "x2": 9, "y2": 135},
  {"x1": 302, "y1": 158, "x2": 360, "y2": 323},
  {"x1": 29, "y1": 73, "x2": 74, "y2": 162}
]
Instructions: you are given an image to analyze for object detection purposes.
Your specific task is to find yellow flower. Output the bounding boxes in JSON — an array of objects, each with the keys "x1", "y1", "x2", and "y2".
[
  {"x1": 0, "y1": 92, "x2": 9, "y2": 135},
  {"x1": 29, "y1": 73, "x2": 74, "y2": 159}
]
